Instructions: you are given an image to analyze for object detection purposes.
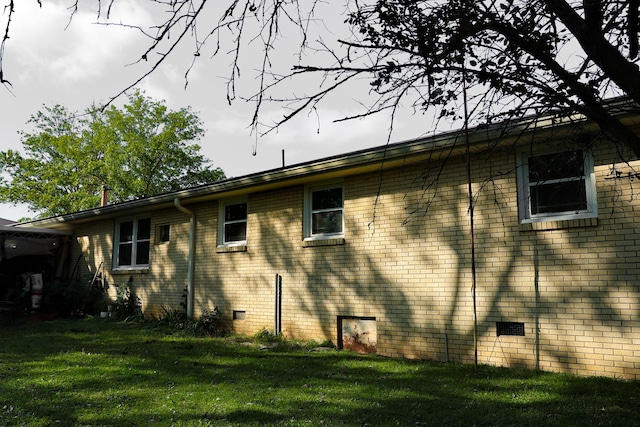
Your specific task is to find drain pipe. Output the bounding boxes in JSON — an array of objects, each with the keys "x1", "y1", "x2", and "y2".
[{"x1": 174, "y1": 198, "x2": 195, "y2": 318}]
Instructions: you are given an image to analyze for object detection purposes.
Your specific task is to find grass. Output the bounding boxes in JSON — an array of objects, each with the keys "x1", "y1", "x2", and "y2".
[{"x1": 0, "y1": 318, "x2": 639, "y2": 426}]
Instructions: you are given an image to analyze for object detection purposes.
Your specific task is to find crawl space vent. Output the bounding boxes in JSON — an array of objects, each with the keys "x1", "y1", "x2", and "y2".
[{"x1": 496, "y1": 322, "x2": 525, "y2": 337}]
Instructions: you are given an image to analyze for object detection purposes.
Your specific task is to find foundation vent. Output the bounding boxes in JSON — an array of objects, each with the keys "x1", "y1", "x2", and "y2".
[{"x1": 496, "y1": 321, "x2": 525, "y2": 337}]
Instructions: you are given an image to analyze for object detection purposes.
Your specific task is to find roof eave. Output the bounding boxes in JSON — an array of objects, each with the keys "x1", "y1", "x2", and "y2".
[{"x1": 18, "y1": 100, "x2": 640, "y2": 229}]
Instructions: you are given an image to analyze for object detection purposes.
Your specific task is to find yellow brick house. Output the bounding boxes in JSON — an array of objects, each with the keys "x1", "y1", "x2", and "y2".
[{"x1": 20, "y1": 106, "x2": 640, "y2": 379}]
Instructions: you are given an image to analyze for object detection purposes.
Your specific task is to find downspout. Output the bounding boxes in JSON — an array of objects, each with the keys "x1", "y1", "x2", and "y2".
[{"x1": 174, "y1": 198, "x2": 195, "y2": 318}]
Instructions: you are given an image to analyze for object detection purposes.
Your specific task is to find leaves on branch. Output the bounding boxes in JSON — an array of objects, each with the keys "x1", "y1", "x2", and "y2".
[{"x1": 0, "y1": 91, "x2": 225, "y2": 217}]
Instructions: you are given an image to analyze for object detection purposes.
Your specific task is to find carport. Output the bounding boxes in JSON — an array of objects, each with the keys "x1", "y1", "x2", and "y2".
[{"x1": 0, "y1": 225, "x2": 72, "y2": 316}]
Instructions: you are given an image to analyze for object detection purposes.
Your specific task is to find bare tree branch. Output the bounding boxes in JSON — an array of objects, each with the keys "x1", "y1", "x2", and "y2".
[
  {"x1": 2, "y1": 0, "x2": 640, "y2": 157},
  {"x1": 0, "y1": 0, "x2": 15, "y2": 88}
]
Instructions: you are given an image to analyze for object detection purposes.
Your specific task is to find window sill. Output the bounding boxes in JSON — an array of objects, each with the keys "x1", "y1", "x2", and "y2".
[
  {"x1": 216, "y1": 245, "x2": 247, "y2": 253},
  {"x1": 519, "y1": 216, "x2": 598, "y2": 232},
  {"x1": 111, "y1": 267, "x2": 149, "y2": 275},
  {"x1": 302, "y1": 237, "x2": 345, "y2": 248}
]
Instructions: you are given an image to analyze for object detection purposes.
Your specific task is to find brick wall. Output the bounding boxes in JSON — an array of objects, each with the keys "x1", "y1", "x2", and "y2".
[{"x1": 69, "y1": 137, "x2": 640, "y2": 379}]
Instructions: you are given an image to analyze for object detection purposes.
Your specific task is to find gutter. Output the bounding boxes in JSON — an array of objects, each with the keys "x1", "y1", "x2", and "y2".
[
  {"x1": 0, "y1": 225, "x2": 72, "y2": 236},
  {"x1": 15, "y1": 128, "x2": 504, "y2": 228},
  {"x1": 174, "y1": 198, "x2": 195, "y2": 318},
  {"x1": 17, "y1": 99, "x2": 640, "y2": 230}
]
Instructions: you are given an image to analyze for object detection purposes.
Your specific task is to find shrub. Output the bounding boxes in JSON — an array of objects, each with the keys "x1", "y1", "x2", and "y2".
[
  {"x1": 252, "y1": 328, "x2": 287, "y2": 344},
  {"x1": 153, "y1": 306, "x2": 226, "y2": 337},
  {"x1": 111, "y1": 283, "x2": 142, "y2": 321},
  {"x1": 195, "y1": 307, "x2": 226, "y2": 336}
]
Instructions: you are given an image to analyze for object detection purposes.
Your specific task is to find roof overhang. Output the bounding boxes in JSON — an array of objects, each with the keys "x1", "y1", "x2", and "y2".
[
  {"x1": 16, "y1": 99, "x2": 640, "y2": 230},
  {"x1": 0, "y1": 224, "x2": 72, "y2": 237}
]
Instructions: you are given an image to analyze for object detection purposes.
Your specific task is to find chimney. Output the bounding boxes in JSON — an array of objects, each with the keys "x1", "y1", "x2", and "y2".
[{"x1": 101, "y1": 185, "x2": 110, "y2": 207}]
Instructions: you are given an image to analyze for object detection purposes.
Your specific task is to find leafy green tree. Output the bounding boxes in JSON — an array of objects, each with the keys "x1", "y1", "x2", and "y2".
[{"x1": 0, "y1": 91, "x2": 225, "y2": 217}]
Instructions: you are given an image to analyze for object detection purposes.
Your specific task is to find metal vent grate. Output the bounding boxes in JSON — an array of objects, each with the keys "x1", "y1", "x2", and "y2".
[{"x1": 496, "y1": 322, "x2": 525, "y2": 337}]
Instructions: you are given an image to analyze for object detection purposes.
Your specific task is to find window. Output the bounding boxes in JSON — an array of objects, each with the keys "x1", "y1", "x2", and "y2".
[
  {"x1": 517, "y1": 148, "x2": 597, "y2": 223},
  {"x1": 115, "y1": 218, "x2": 151, "y2": 268},
  {"x1": 219, "y1": 200, "x2": 247, "y2": 245},
  {"x1": 156, "y1": 224, "x2": 170, "y2": 244},
  {"x1": 305, "y1": 184, "x2": 344, "y2": 239}
]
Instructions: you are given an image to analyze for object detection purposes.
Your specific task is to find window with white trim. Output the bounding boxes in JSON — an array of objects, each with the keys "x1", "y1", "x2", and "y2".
[
  {"x1": 305, "y1": 184, "x2": 344, "y2": 239},
  {"x1": 115, "y1": 217, "x2": 151, "y2": 268},
  {"x1": 517, "y1": 148, "x2": 597, "y2": 223},
  {"x1": 219, "y1": 200, "x2": 247, "y2": 245}
]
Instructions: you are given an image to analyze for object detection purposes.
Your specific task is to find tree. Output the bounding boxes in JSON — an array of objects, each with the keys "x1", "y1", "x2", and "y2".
[
  {"x1": 0, "y1": 91, "x2": 225, "y2": 218},
  {"x1": 2, "y1": 1, "x2": 640, "y2": 159}
]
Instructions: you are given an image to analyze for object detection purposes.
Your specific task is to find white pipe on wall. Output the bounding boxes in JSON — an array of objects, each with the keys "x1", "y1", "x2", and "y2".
[{"x1": 174, "y1": 198, "x2": 195, "y2": 318}]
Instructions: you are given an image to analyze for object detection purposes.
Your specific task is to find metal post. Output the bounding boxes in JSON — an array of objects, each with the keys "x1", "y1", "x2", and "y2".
[
  {"x1": 274, "y1": 274, "x2": 282, "y2": 335},
  {"x1": 277, "y1": 275, "x2": 282, "y2": 334},
  {"x1": 274, "y1": 274, "x2": 279, "y2": 335}
]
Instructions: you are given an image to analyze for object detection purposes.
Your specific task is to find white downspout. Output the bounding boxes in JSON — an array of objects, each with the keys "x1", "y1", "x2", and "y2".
[{"x1": 174, "y1": 198, "x2": 195, "y2": 318}]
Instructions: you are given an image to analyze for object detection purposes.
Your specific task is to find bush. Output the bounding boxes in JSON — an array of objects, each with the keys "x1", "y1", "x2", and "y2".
[
  {"x1": 195, "y1": 307, "x2": 226, "y2": 336},
  {"x1": 252, "y1": 328, "x2": 287, "y2": 345},
  {"x1": 111, "y1": 283, "x2": 142, "y2": 321},
  {"x1": 153, "y1": 306, "x2": 226, "y2": 337}
]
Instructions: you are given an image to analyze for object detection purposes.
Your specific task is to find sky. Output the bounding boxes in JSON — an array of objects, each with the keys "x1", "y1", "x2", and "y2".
[{"x1": 0, "y1": 0, "x2": 434, "y2": 221}]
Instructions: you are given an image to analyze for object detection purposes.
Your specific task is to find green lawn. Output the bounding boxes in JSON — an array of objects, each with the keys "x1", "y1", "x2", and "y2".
[{"x1": 0, "y1": 318, "x2": 638, "y2": 426}]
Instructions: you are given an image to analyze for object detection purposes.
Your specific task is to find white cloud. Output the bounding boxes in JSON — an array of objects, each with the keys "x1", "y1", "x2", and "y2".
[
  {"x1": 0, "y1": 0, "x2": 432, "y2": 220},
  {"x1": 7, "y1": 0, "x2": 151, "y2": 84},
  {"x1": 196, "y1": 101, "x2": 409, "y2": 177},
  {"x1": 136, "y1": 76, "x2": 174, "y2": 105}
]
